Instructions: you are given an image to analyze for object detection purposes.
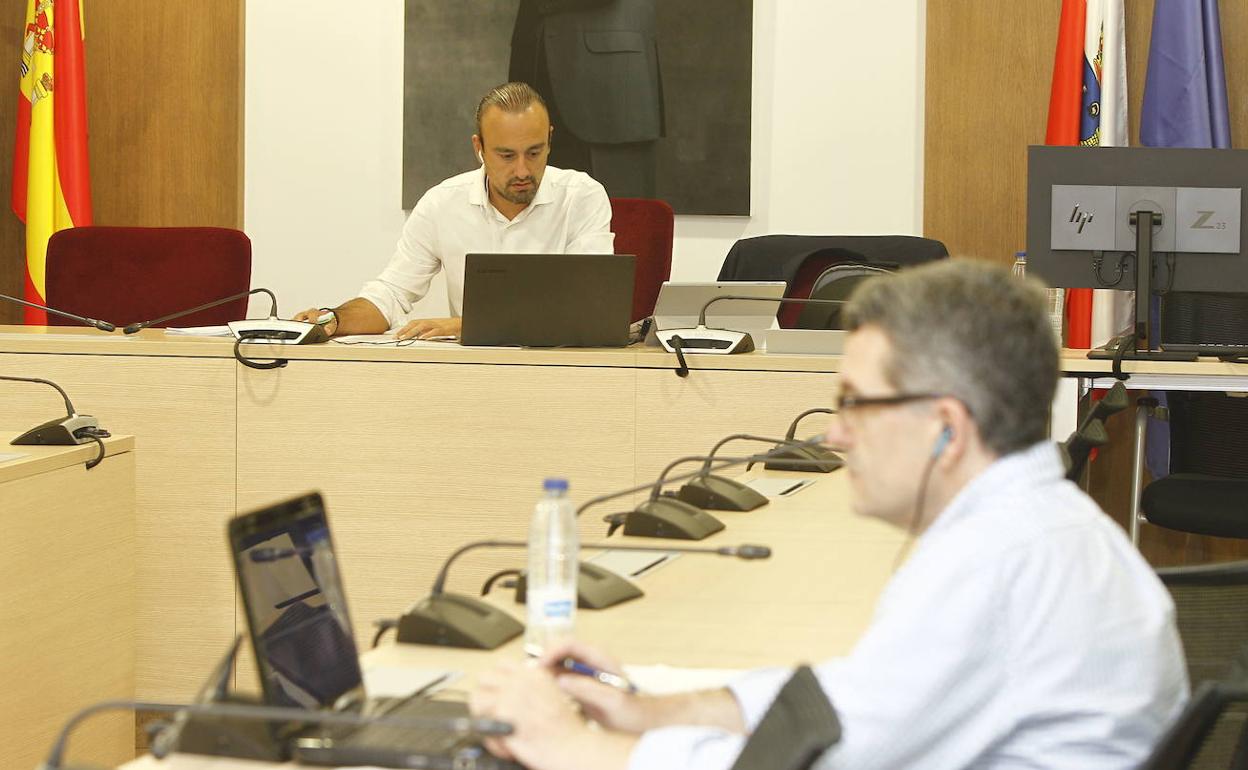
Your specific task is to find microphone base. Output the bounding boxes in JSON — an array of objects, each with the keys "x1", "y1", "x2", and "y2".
[
  {"x1": 677, "y1": 474, "x2": 769, "y2": 511},
  {"x1": 10, "y1": 414, "x2": 99, "y2": 446},
  {"x1": 514, "y1": 562, "x2": 644, "y2": 610},
  {"x1": 623, "y1": 497, "x2": 725, "y2": 541},
  {"x1": 656, "y1": 327, "x2": 755, "y2": 355},
  {"x1": 396, "y1": 593, "x2": 523, "y2": 650},
  {"x1": 763, "y1": 444, "x2": 844, "y2": 473},
  {"x1": 159, "y1": 695, "x2": 288, "y2": 762}
]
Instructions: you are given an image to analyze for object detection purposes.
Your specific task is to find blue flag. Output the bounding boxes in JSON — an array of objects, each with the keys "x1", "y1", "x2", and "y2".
[
  {"x1": 1139, "y1": 0, "x2": 1232, "y2": 480},
  {"x1": 1140, "y1": 0, "x2": 1231, "y2": 149}
]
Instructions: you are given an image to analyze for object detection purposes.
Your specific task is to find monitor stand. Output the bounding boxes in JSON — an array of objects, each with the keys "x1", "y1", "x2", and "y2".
[{"x1": 1085, "y1": 209, "x2": 1197, "y2": 365}]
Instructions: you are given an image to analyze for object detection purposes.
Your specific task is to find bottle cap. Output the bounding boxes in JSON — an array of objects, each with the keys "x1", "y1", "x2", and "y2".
[{"x1": 543, "y1": 478, "x2": 569, "y2": 492}]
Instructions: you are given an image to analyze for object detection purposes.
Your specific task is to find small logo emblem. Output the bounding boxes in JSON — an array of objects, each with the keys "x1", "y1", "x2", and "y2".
[
  {"x1": 1069, "y1": 205, "x2": 1094, "y2": 234},
  {"x1": 1191, "y1": 210, "x2": 1218, "y2": 230}
]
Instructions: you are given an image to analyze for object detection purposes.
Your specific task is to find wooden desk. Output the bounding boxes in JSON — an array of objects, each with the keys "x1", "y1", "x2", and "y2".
[
  {"x1": 118, "y1": 468, "x2": 902, "y2": 770},
  {"x1": 0, "y1": 433, "x2": 136, "y2": 770},
  {"x1": 0, "y1": 327, "x2": 842, "y2": 704}
]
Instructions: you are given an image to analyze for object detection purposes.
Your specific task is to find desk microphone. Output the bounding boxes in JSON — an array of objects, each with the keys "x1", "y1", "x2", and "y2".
[
  {"x1": 0, "y1": 375, "x2": 109, "y2": 468},
  {"x1": 575, "y1": 436, "x2": 833, "y2": 540},
  {"x1": 122, "y1": 287, "x2": 279, "y2": 333},
  {"x1": 394, "y1": 539, "x2": 772, "y2": 650},
  {"x1": 679, "y1": 433, "x2": 810, "y2": 511},
  {"x1": 0, "y1": 291, "x2": 116, "y2": 331},
  {"x1": 39, "y1": 697, "x2": 512, "y2": 770},
  {"x1": 655, "y1": 295, "x2": 846, "y2": 356},
  {"x1": 755, "y1": 408, "x2": 844, "y2": 473}
]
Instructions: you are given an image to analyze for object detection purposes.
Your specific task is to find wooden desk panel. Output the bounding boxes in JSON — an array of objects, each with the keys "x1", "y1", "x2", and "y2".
[
  {"x1": 236, "y1": 360, "x2": 638, "y2": 656},
  {"x1": 1, "y1": 437, "x2": 136, "y2": 769},
  {"x1": 0, "y1": 354, "x2": 237, "y2": 701}
]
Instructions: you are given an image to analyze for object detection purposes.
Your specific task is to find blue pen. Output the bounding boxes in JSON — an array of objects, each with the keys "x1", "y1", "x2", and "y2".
[{"x1": 560, "y1": 657, "x2": 639, "y2": 694}]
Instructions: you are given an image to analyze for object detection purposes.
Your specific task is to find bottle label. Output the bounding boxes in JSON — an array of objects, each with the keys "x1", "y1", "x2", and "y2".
[{"x1": 529, "y1": 586, "x2": 575, "y2": 626}]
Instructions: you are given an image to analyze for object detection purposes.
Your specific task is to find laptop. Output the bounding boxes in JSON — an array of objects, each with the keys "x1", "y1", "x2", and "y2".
[
  {"x1": 646, "y1": 281, "x2": 787, "y2": 347},
  {"x1": 229, "y1": 492, "x2": 520, "y2": 769},
  {"x1": 460, "y1": 253, "x2": 635, "y2": 347}
]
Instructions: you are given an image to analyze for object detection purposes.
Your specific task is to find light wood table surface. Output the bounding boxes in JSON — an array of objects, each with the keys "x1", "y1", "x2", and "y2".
[{"x1": 1, "y1": 433, "x2": 136, "y2": 770}]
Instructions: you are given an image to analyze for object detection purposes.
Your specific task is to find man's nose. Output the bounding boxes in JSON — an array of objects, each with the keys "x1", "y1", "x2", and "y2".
[
  {"x1": 824, "y1": 415, "x2": 851, "y2": 451},
  {"x1": 513, "y1": 157, "x2": 531, "y2": 179}
]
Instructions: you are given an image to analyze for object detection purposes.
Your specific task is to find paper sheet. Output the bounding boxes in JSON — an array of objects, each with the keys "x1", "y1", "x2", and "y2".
[
  {"x1": 622, "y1": 664, "x2": 745, "y2": 695},
  {"x1": 333, "y1": 334, "x2": 458, "y2": 345},
  {"x1": 165, "y1": 325, "x2": 233, "y2": 337},
  {"x1": 363, "y1": 666, "x2": 460, "y2": 698},
  {"x1": 745, "y1": 477, "x2": 817, "y2": 498}
]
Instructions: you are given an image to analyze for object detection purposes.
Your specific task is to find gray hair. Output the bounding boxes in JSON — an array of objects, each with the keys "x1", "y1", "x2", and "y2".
[
  {"x1": 842, "y1": 258, "x2": 1059, "y2": 456},
  {"x1": 475, "y1": 82, "x2": 548, "y2": 141}
]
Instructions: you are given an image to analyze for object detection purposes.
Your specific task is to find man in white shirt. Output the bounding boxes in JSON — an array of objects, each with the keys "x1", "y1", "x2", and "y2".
[
  {"x1": 469, "y1": 259, "x2": 1189, "y2": 770},
  {"x1": 293, "y1": 82, "x2": 614, "y2": 340}
]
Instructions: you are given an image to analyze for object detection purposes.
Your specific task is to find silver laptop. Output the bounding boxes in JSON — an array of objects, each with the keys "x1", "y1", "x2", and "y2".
[{"x1": 647, "y1": 281, "x2": 787, "y2": 347}]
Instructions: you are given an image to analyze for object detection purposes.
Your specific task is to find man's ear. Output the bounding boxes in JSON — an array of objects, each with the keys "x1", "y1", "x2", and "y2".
[{"x1": 472, "y1": 134, "x2": 484, "y2": 163}]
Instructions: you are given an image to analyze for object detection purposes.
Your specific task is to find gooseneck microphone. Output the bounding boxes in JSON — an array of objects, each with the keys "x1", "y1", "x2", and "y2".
[
  {"x1": 574, "y1": 435, "x2": 833, "y2": 541},
  {"x1": 685, "y1": 433, "x2": 807, "y2": 511},
  {"x1": 39, "y1": 698, "x2": 512, "y2": 770},
  {"x1": 757, "y1": 408, "x2": 844, "y2": 473},
  {"x1": 1, "y1": 375, "x2": 109, "y2": 468},
  {"x1": 394, "y1": 539, "x2": 774, "y2": 650},
  {"x1": 654, "y1": 295, "x2": 847, "y2": 358},
  {"x1": 123, "y1": 287, "x2": 279, "y2": 333},
  {"x1": 0, "y1": 291, "x2": 116, "y2": 332}
]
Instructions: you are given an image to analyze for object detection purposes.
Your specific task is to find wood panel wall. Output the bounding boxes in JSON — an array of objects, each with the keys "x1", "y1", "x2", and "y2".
[
  {"x1": 925, "y1": 0, "x2": 1248, "y2": 567},
  {"x1": 0, "y1": 0, "x2": 244, "y2": 324},
  {"x1": 924, "y1": 0, "x2": 1248, "y2": 267}
]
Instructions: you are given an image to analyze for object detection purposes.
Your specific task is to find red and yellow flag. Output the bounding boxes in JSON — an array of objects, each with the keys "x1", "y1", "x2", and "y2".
[{"x1": 11, "y1": 0, "x2": 92, "y2": 325}]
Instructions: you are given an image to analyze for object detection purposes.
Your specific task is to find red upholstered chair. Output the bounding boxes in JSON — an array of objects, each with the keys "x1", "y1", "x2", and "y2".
[
  {"x1": 44, "y1": 226, "x2": 253, "y2": 328},
  {"x1": 610, "y1": 198, "x2": 674, "y2": 322}
]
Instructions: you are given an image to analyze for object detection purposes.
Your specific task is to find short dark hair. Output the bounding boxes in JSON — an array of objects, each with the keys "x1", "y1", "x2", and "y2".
[
  {"x1": 843, "y1": 259, "x2": 1059, "y2": 456},
  {"x1": 475, "y1": 82, "x2": 549, "y2": 141}
]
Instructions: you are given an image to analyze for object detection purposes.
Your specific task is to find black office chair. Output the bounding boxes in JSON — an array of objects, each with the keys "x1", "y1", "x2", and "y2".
[
  {"x1": 1140, "y1": 681, "x2": 1248, "y2": 770},
  {"x1": 1129, "y1": 290, "x2": 1248, "y2": 542},
  {"x1": 1157, "y1": 562, "x2": 1248, "y2": 688},
  {"x1": 793, "y1": 263, "x2": 894, "y2": 330}
]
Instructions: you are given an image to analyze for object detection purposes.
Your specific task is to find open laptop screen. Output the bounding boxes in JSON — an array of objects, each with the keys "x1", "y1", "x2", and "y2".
[{"x1": 229, "y1": 493, "x2": 363, "y2": 710}]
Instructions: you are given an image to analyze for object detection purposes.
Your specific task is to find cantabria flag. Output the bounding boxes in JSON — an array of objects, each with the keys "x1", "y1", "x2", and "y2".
[{"x1": 11, "y1": 0, "x2": 92, "y2": 325}]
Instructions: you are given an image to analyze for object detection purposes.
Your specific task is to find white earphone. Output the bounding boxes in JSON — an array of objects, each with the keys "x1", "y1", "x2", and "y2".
[{"x1": 476, "y1": 149, "x2": 484, "y2": 164}]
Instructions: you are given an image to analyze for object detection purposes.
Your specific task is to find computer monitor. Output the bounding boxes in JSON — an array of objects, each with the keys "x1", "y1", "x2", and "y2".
[{"x1": 1026, "y1": 145, "x2": 1247, "y2": 360}]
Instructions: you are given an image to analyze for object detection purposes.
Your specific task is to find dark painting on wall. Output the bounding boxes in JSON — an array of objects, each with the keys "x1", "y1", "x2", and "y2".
[{"x1": 403, "y1": 0, "x2": 752, "y2": 216}]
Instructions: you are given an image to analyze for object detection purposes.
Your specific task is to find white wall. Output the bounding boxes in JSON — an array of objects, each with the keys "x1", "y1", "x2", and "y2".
[{"x1": 245, "y1": 1, "x2": 927, "y2": 318}]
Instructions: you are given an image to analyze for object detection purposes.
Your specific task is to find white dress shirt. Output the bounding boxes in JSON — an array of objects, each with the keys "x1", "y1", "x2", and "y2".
[
  {"x1": 629, "y1": 442, "x2": 1189, "y2": 770},
  {"x1": 358, "y1": 165, "x2": 615, "y2": 326}
]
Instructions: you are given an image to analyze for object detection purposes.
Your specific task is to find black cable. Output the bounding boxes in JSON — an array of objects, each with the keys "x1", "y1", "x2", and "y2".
[
  {"x1": 670, "y1": 335, "x2": 690, "y2": 378},
  {"x1": 1156, "y1": 253, "x2": 1177, "y2": 296},
  {"x1": 84, "y1": 433, "x2": 106, "y2": 470},
  {"x1": 233, "y1": 333, "x2": 289, "y2": 370},
  {"x1": 1111, "y1": 330, "x2": 1135, "y2": 381},
  {"x1": 604, "y1": 512, "x2": 628, "y2": 536},
  {"x1": 480, "y1": 568, "x2": 521, "y2": 596},
  {"x1": 1092, "y1": 251, "x2": 1132, "y2": 287},
  {"x1": 371, "y1": 618, "x2": 398, "y2": 649}
]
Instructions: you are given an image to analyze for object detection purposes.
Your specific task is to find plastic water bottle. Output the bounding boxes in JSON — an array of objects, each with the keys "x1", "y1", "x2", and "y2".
[
  {"x1": 525, "y1": 478, "x2": 578, "y2": 656},
  {"x1": 1011, "y1": 251, "x2": 1028, "y2": 278},
  {"x1": 1013, "y1": 251, "x2": 1064, "y2": 345}
]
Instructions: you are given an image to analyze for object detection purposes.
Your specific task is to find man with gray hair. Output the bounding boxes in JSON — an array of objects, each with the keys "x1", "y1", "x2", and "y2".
[
  {"x1": 470, "y1": 259, "x2": 1188, "y2": 770},
  {"x1": 295, "y1": 81, "x2": 613, "y2": 340}
]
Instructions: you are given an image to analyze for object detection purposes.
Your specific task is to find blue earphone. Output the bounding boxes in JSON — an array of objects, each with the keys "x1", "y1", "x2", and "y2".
[{"x1": 931, "y1": 426, "x2": 953, "y2": 458}]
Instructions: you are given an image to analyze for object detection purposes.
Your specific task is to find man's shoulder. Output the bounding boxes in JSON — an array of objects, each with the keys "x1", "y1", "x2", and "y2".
[
  {"x1": 542, "y1": 166, "x2": 609, "y2": 198},
  {"x1": 415, "y1": 169, "x2": 482, "y2": 210}
]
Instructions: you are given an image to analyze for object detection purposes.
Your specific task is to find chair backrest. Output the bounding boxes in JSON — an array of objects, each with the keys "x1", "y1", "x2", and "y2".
[
  {"x1": 45, "y1": 226, "x2": 253, "y2": 328},
  {"x1": 792, "y1": 263, "x2": 894, "y2": 330},
  {"x1": 1158, "y1": 561, "x2": 1248, "y2": 687},
  {"x1": 609, "y1": 198, "x2": 673, "y2": 323},
  {"x1": 1139, "y1": 681, "x2": 1248, "y2": 770}
]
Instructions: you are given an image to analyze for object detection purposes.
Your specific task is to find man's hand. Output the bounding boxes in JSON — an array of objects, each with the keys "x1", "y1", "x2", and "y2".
[
  {"x1": 471, "y1": 658, "x2": 633, "y2": 770},
  {"x1": 538, "y1": 640, "x2": 657, "y2": 734},
  {"x1": 396, "y1": 316, "x2": 462, "y2": 340},
  {"x1": 292, "y1": 307, "x2": 337, "y2": 335}
]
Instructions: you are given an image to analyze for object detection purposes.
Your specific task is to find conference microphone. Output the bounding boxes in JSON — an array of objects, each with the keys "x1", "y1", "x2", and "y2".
[
  {"x1": 122, "y1": 286, "x2": 279, "y2": 333},
  {"x1": 1, "y1": 375, "x2": 109, "y2": 468},
  {"x1": 655, "y1": 295, "x2": 847, "y2": 356},
  {"x1": 394, "y1": 539, "x2": 773, "y2": 650},
  {"x1": 575, "y1": 435, "x2": 834, "y2": 541},
  {"x1": 0, "y1": 291, "x2": 116, "y2": 332},
  {"x1": 39, "y1": 697, "x2": 512, "y2": 770},
  {"x1": 753, "y1": 407, "x2": 844, "y2": 474},
  {"x1": 678, "y1": 433, "x2": 811, "y2": 511}
]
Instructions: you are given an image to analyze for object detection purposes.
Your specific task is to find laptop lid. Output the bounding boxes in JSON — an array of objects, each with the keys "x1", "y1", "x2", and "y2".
[
  {"x1": 460, "y1": 253, "x2": 635, "y2": 347},
  {"x1": 649, "y1": 281, "x2": 787, "y2": 344},
  {"x1": 229, "y1": 493, "x2": 365, "y2": 711}
]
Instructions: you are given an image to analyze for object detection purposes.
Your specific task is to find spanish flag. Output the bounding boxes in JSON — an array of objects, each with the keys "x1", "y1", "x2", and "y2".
[{"x1": 11, "y1": 0, "x2": 92, "y2": 325}]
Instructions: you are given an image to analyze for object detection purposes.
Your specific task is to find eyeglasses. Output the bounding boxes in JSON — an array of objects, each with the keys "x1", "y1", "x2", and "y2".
[{"x1": 833, "y1": 391, "x2": 945, "y2": 415}]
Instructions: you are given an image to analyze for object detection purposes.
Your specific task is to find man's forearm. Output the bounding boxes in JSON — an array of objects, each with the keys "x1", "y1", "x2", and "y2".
[
  {"x1": 330, "y1": 298, "x2": 389, "y2": 337},
  {"x1": 642, "y1": 688, "x2": 746, "y2": 734}
]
